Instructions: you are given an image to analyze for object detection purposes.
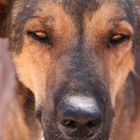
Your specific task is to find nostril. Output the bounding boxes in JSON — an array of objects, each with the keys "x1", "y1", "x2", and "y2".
[
  {"x1": 87, "y1": 120, "x2": 100, "y2": 128},
  {"x1": 58, "y1": 96, "x2": 103, "y2": 134},
  {"x1": 62, "y1": 120, "x2": 77, "y2": 129},
  {"x1": 36, "y1": 110, "x2": 42, "y2": 121},
  {"x1": 87, "y1": 121, "x2": 96, "y2": 128},
  {"x1": 86, "y1": 113, "x2": 102, "y2": 129}
]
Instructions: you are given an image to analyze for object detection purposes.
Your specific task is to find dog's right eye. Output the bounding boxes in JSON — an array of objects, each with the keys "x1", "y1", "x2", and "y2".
[
  {"x1": 109, "y1": 34, "x2": 129, "y2": 46},
  {"x1": 27, "y1": 31, "x2": 52, "y2": 47}
]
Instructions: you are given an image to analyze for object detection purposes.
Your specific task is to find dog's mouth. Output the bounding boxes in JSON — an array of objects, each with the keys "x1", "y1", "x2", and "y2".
[
  {"x1": 38, "y1": 115, "x2": 112, "y2": 140},
  {"x1": 42, "y1": 123, "x2": 110, "y2": 140}
]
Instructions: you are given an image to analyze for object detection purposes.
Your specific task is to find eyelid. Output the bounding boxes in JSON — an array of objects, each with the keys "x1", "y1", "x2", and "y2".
[
  {"x1": 111, "y1": 34, "x2": 127, "y2": 41},
  {"x1": 30, "y1": 31, "x2": 47, "y2": 37},
  {"x1": 114, "y1": 21, "x2": 134, "y2": 36},
  {"x1": 24, "y1": 18, "x2": 54, "y2": 47},
  {"x1": 109, "y1": 34, "x2": 129, "y2": 45},
  {"x1": 24, "y1": 18, "x2": 45, "y2": 33},
  {"x1": 26, "y1": 31, "x2": 47, "y2": 39},
  {"x1": 24, "y1": 16, "x2": 54, "y2": 33},
  {"x1": 26, "y1": 30, "x2": 53, "y2": 47}
]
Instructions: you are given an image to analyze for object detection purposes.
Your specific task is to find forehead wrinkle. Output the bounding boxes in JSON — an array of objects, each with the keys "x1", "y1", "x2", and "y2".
[
  {"x1": 60, "y1": 0, "x2": 103, "y2": 25},
  {"x1": 56, "y1": 0, "x2": 103, "y2": 49},
  {"x1": 60, "y1": 0, "x2": 103, "y2": 11}
]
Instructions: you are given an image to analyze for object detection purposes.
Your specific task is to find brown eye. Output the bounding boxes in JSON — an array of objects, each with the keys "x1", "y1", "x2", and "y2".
[
  {"x1": 109, "y1": 34, "x2": 129, "y2": 46},
  {"x1": 27, "y1": 31, "x2": 52, "y2": 46}
]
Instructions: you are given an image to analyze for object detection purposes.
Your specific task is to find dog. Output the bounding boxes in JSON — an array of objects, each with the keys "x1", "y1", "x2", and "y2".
[{"x1": 0, "y1": 0, "x2": 140, "y2": 140}]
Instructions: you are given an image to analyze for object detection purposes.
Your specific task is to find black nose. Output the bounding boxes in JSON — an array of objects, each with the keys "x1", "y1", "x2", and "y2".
[{"x1": 57, "y1": 96, "x2": 102, "y2": 137}]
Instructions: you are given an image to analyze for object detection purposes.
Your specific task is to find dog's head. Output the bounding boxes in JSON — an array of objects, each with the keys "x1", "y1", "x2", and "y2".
[{"x1": 0, "y1": 0, "x2": 140, "y2": 139}]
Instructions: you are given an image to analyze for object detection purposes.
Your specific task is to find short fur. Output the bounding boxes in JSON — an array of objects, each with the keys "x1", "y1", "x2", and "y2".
[{"x1": 1, "y1": 0, "x2": 140, "y2": 140}]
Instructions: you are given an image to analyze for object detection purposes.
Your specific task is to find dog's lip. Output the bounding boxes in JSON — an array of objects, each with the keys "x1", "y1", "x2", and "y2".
[{"x1": 43, "y1": 125, "x2": 105, "y2": 140}]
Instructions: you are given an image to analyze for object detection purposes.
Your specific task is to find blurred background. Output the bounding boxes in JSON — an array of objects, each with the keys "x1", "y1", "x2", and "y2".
[{"x1": 0, "y1": 39, "x2": 15, "y2": 140}]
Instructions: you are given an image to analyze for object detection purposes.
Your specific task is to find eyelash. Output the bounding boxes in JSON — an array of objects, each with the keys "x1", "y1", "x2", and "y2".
[
  {"x1": 27, "y1": 31, "x2": 52, "y2": 47},
  {"x1": 108, "y1": 34, "x2": 130, "y2": 47}
]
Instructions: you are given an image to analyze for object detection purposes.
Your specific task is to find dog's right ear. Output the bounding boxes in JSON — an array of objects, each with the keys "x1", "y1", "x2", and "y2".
[{"x1": 0, "y1": 0, "x2": 10, "y2": 38}]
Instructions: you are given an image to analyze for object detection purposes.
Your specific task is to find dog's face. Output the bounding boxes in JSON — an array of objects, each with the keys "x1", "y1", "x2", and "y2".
[{"x1": 1, "y1": 0, "x2": 138, "y2": 139}]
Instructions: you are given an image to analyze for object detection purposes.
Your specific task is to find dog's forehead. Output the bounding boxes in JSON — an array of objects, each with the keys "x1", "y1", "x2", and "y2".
[
  {"x1": 25, "y1": 0, "x2": 106, "y2": 15},
  {"x1": 60, "y1": 0, "x2": 103, "y2": 13},
  {"x1": 43, "y1": 0, "x2": 104, "y2": 8},
  {"x1": 12, "y1": 0, "x2": 130, "y2": 22},
  {"x1": 13, "y1": 0, "x2": 134, "y2": 20},
  {"x1": 21, "y1": 0, "x2": 133, "y2": 24}
]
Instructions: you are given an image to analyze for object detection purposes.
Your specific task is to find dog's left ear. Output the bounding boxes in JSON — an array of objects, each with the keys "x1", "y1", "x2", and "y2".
[{"x1": 0, "y1": 0, "x2": 10, "y2": 38}]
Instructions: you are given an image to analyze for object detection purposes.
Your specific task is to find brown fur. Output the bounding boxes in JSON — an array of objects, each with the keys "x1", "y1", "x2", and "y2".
[{"x1": 1, "y1": 0, "x2": 140, "y2": 140}]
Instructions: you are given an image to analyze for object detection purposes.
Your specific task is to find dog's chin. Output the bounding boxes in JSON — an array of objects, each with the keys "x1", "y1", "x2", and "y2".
[
  {"x1": 43, "y1": 133, "x2": 109, "y2": 140},
  {"x1": 42, "y1": 126, "x2": 110, "y2": 140}
]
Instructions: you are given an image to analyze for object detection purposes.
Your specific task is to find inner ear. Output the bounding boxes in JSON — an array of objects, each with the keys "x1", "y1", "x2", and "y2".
[{"x1": 0, "y1": 0, "x2": 10, "y2": 38}]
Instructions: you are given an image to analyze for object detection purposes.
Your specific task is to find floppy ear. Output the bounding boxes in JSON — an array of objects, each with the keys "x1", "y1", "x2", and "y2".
[{"x1": 0, "y1": 0, "x2": 10, "y2": 38}]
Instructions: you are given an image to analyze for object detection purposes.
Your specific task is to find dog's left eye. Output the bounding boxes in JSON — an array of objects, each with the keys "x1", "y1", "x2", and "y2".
[
  {"x1": 27, "y1": 31, "x2": 52, "y2": 46},
  {"x1": 109, "y1": 34, "x2": 129, "y2": 46}
]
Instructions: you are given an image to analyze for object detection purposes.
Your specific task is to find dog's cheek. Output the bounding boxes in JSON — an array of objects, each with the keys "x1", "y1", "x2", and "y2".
[
  {"x1": 11, "y1": 44, "x2": 51, "y2": 100},
  {"x1": 107, "y1": 50, "x2": 135, "y2": 106}
]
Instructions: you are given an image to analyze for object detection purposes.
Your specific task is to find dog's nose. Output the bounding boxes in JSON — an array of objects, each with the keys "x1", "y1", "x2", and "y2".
[
  {"x1": 61, "y1": 106, "x2": 102, "y2": 128},
  {"x1": 57, "y1": 96, "x2": 102, "y2": 136}
]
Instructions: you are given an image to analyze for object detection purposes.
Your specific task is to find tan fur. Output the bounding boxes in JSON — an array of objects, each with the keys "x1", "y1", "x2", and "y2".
[
  {"x1": 12, "y1": 4, "x2": 76, "y2": 105},
  {"x1": 4, "y1": 101, "x2": 30, "y2": 140},
  {"x1": 85, "y1": 3, "x2": 135, "y2": 105},
  {"x1": 1, "y1": 1, "x2": 140, "y2": 140}
]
